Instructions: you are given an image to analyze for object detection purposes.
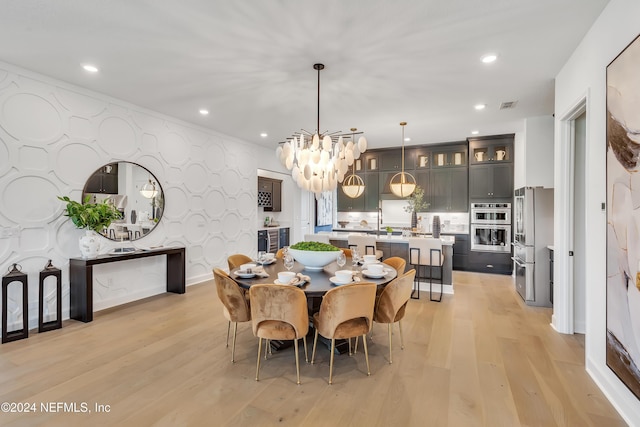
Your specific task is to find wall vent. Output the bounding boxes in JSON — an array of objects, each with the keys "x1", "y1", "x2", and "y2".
[{"x1": 499, "y1": 101, "x2": 518, "y2": 110}]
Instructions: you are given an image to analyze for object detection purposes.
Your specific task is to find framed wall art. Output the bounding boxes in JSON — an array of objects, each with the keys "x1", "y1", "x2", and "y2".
[{"x1": 606, "y1": 32, "x2": 640, "y2": 400}]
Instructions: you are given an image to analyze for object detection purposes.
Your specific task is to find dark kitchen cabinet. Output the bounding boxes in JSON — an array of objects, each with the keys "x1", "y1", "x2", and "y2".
[
  {"x1": 84, "y1": 163, "x2": 118, "y2": 194},
  {"x1": 258, "y1": 177, "x2": 282, "y2": 212},
  {"x1": 549, "y1": 248, "x2": 554, "y2": 305},
  {"x1": 279, "y1": 227, "x2": 290, "y2": 248},
  {"x1": 447, "y1": 233, "x2": 469, "y2": 270},
  {"x1": 469, "y1": 163, "x2": 513, "y2": 199},
  {"x1": 431, "y1": 144, "x2": 467, "y2": 168},
  {"x1": 430, "y1": 168, "x2": 468, "y2": 212},
  {"x1": 379, "y1": 149, "x2": 403, "y2": 171},
  {"x1": 363, "y1": 172, "x2": 380, "y2": 212},
  {"x1": 258, "y1": 230, "x2": 268, "y2": 252},
  {"x1": 468, "y1": 135, "x2": 513, "y2": 165},
  {"x1": 412, "y1": 148, "x2": 431, "y2": 169},
  {"x1": 337, "y1": 173, "x2": 365, "y2": 211}
]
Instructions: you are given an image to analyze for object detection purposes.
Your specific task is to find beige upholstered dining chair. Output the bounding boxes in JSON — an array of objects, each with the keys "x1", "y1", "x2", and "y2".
[
  {"x1": 311, "y1": 282, "x2": 377, "y2": 385},
  {"x1": 407, "y1": 237, "x2": 444, "y2": 301},
  {"x1": 227, "y1": 254, "x2": 253, "y2": 271},
  {"x1": 347, "y1": 234, "x2": 383, "y2": 260},
  {"x1": 373, "y1": 269, "x2": 416, "y2": 364},
  {"x1": 382, "y1": 256, "x2": 406, "y2": 276},
  {"x1": 249, "y1": 284, "x2": 309, "y2": 385},
  {"x1": 213, "y1": 268, "x2": 251, "y2": 363}
]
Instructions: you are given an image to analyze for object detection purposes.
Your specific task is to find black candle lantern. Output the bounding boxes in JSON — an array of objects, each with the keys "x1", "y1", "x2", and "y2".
[
  {"x1": 2, "y1": 263, "x2": 29, "y2": 344},
  {"x1": 39, "y1": 260, "x2": 62, "y2": 333}
]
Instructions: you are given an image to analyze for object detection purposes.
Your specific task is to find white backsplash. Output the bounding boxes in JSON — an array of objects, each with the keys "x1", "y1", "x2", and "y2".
[{"x1": 336, "y1": 199, "x2": 469, "y2": 233}]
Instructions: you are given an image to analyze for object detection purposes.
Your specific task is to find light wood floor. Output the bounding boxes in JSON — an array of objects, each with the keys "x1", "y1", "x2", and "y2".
[{"x1": 0, "y1": 271, "x2": 627, "y2": 426}]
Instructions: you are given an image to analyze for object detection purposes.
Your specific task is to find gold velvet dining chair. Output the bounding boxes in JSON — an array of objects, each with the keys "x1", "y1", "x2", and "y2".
[
  {"x1": 227, "y1": 254, "x2": 253, "y2": 271},
  {"x1": 372, "y1": 269, "x2": 416, "y2": 364},
  {"x1": 382, "y1": 256, "x2": 406, "y2": 276},
  {"x1": 249, "y1": 284, "x2": 309, "y2": 385},
  {"x1": 311, "y1": 282, "x2": 377, "y2": 385},
  {"x1": 213, "y1": 268, "x2": 251, "y2": 363}
]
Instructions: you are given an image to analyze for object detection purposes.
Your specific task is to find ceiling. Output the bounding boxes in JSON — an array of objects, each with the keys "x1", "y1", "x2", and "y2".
[{"x1": 0, "y1": 0, "x2": 610, "y2": 150}]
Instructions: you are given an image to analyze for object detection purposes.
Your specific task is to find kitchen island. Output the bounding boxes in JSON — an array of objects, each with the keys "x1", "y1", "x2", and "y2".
[{"x1": 312, "y1": 232, "x2": 455, "y2": 296}]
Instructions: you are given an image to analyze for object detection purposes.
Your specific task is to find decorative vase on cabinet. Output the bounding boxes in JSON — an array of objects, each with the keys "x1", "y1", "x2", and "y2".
[
  {"x1": 432, "y1": 215, "x2": 441, "y2": 238},
  {"x1": 79, "y1": 230, "x2": 101, "y2": 259}
]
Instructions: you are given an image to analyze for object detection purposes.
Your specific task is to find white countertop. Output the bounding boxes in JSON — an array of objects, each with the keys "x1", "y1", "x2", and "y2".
[
  {"x1": 258, "y1": 225, "x2": 290, "y2": 231},
  {"x1": 319, "y1": 232, "x2": 454, "y2": 246}
]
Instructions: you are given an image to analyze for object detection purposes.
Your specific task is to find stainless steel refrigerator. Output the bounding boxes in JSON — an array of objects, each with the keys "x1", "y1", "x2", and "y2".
[{"x1": 512, "y1": 187, "x2": 554, "y2": 307}]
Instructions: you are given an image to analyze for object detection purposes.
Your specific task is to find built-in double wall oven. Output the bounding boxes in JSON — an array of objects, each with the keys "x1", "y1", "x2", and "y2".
[{"x1": 470, "y1": 203, "x2": 511, "y2": 252}]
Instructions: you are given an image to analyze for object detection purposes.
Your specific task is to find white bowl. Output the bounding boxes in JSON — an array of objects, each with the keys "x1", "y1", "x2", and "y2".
[
  {"x1": 288, "y1": 248, "x2": 340, "y2": 270},
  {"x1": 335, "y1": 270, "x2": 353, "y2": 283},
  {"x1": 241, "y1": 263, "x2": 257, "y2": 271},
  {"x1": 277, "y1": 271, "x2": 296, "y2": 283},
  {"x1": 264, "y1": 253, "x2": 275, "y2": 260}
]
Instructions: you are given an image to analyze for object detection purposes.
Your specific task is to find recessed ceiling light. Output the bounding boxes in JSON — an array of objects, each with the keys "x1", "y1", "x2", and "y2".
[
  {"x1": 474, "y1": 104, "x2": 486, "y2": 110},
  {"x1": 199, "y1": 109, "x2": 209, "y2": 116},
  {"x1": 82, "y1": 64, "x2": 99, "y2": 73},
  {"x1": 471, "y1": 130, "x2": 479, "y2": 135},
  {"x1": 260, "y1": 133, "x2": 268, "y2": 138},
  {"x1": 481, "y1": 54, "x2": 497, "y2": 64},
  {"x1": 404, "y1": 137, "x2": 411, "y2": 142}
]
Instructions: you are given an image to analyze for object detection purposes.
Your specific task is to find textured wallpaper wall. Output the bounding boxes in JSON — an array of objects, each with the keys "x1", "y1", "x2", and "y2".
[{"x1": 0, "y1": 62, "x2": 274, "y2": 329}]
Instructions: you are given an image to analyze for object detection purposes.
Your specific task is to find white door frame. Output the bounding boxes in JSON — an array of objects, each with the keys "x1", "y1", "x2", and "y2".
[{"x1": 553, "y1": 92, "x2": 588, "y2": 334}]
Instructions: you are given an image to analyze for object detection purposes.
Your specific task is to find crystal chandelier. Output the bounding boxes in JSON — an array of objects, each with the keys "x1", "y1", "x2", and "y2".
[
  {"x1": 276, "y1": 64, "x2": 367, "y2": 197},
  {"x1": 389, "y1": 122, "x2": 416, "y2": 197}
]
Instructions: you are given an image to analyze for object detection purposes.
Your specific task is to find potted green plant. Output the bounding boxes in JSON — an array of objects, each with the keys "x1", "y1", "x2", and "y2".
[
  {"x1": 58, "y1": 195, "x2": 122, "y2": 258},
  {"x1": 403, "y1": 185, "x2": 429, "y2": 229},
  {"x1": 385, "y1": 226, "x2": 394, "y2": 238}
]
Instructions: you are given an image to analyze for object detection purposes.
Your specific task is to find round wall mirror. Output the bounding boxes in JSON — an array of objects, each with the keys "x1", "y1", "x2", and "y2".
[{"x1": 82, "y1": 162, "x2": 164, "y2": 241}]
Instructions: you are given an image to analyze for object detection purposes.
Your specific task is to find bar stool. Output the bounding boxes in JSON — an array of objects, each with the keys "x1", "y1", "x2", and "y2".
[{"x1": 407, "y1": 237, "x2": 444, "y2": 301}]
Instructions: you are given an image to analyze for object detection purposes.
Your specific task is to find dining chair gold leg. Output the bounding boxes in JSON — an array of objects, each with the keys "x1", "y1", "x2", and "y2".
[
  {"x1": 294, "y1": 338, "x2": 301, "y2": 385},
  {"x1": 329, "y1": 338, "x2": 336, "y2": 385},
  {"x1": 231, "y1": 322, "x2": 238, "y2": 363},
  {"x1": 311, "y1": 330, "x2": 319, "y2": 365},
  {"x1": 264, "y1": 339, "x2": 269, "y2": 359},
  {"x1": 362, "y1": 333, "x2": 371, "y2": 376},
  {"x1": 226, "y1": 321, "x2": 230, "y2": 347},
  {"x1": 388, "y1": 324, "x2": 393, "y2": 364},
  {"x1": 399, "y1": 320, "x2": 405, "y2": 350},
  {"x1": 255, "y1": 338, "x2": 262, "y2": 381},
  {"x1": 353, "y1": 336, "x2": 359, "y2": 354},
  {"x1": 303, "y1": 336, "x2": 308, "y2": 363},
  {"x1": 348, "y1": 337, "x2": 352, "y2": 356}
]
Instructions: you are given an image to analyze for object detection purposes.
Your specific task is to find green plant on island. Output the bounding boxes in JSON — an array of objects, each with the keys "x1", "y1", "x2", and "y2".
[
  {"x1": 385, "y1": 226, "x2": 394, "y2": 233},
  {"x1": 403, "y1": 185, "x2": 429, "y2": 213},
  {"x1": 290, "y1": 241, "x2": 340, "y2": 251},
  {"x1": 58, "y1": 195, "x2": 122, "y2": 233}
]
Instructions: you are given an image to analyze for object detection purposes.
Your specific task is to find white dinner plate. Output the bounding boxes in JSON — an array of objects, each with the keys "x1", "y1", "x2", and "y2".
[
  {"x1": 235, "y1": 271, "x2": 256, "y2": 278},
  {"x1": 329, "y1": 276, "x2": 353, "y2": 285},
  {"x1": 362, "y1": 269, "x2": 386, "y2": 278},
  {"x1": 257, "y1": 258, "x2": 276, "y2": 265}
]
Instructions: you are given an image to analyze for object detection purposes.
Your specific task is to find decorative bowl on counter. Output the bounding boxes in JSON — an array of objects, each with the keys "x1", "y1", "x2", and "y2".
[
  {"x1": 288, "y1": 247, "x2": 341, "y2": 270},
  {"x1": 338, "y1": 221, "x2": 349, "y2": 228}
]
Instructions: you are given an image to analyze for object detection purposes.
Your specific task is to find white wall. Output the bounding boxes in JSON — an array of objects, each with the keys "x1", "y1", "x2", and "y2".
[
  {"x1": 554, "y1": 0, "x2": 640, "y2": 423},
  {"x1": 0, "y1": 61, "x2": 287, "y2": 328}
]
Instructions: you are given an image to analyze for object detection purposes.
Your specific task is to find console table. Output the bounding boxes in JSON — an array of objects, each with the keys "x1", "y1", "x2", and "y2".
[{"x1": 70, "y1": 247, "x2": 186, "y2": 323}]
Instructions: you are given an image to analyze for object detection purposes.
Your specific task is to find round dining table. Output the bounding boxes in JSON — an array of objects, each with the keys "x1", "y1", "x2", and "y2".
[
  {"x1": 231, "y1": 257, "x2": 397, "y2": 354},
  {"x1": 230, "y1": 257, "x2": 398, "y2": 297}
]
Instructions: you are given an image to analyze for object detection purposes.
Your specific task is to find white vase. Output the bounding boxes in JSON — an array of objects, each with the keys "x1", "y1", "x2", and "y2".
[{"x1": 79, "y1": 230, "x2": 101, "y2": 258}]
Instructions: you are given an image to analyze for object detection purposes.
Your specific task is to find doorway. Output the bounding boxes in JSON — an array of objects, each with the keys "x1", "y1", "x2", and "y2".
[
  {"x1": 555, "y1": 95, "x2": 588, "y2": 335},
  {"x1": 573, "y1": 111, "x2": 587, "y2": 333}
]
